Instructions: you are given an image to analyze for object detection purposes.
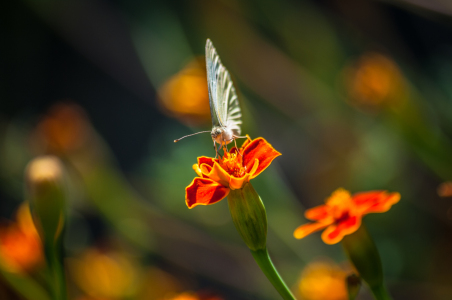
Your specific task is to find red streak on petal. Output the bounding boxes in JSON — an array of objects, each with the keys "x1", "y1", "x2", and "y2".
[{"x1": 324, "y1": 215, "x2": 360, "y2": 244}]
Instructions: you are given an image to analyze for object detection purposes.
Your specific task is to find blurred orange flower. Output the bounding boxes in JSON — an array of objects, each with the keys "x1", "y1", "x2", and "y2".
[
  {"x1": 344, "y1": 52, "x2": 405, "y2": 110},
  {"x1": 76, "y1": 297, "x2": 111, "y2": 300},
  {"x1": 158, "y1": 58, "x2": 211, "y2": 125},
  {"x1": 438, "y1": 181, "x2": 452, "y2": 197},
  {"x1": 294, "y1": 188, "x2": 400, "y2": 244},
  {"x1": 297, "y1": 261, "x2": 348, "y2": 300},
  {"x1": 165, "y1": 292, "x2": 222, "y2": 300},
  {"x1": 0, "y1": 203, "x2": 43, "y2": 273},
  {"x1": 185, "y1": 137, "x2": 281, "y2": 208},
  {"x1": 138, "y1": 267, "x2": 183, "y2": 299},
  {"x1": 35, "y1": 102, "x2": 90, "y2": 154},
  {"x1": 69, "y1": 248, "x2": 140, "y2": 299}
]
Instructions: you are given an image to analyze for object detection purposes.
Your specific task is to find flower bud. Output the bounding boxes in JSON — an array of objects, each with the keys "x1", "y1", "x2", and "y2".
[
  {"x1": 341, "y1": 224, "x2": 382, "y2": 289},
  {"x1": 227, "y1": 182, "x2": 267, "y2": 251},
  {"x1": 25, "y1": 156, "x2": 66, "y2": 245}
]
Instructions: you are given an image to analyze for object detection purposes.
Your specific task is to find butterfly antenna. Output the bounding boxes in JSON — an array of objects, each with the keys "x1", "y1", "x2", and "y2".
[{"x1": 174, "y1": 131, "x2": 211, "y2": 143}]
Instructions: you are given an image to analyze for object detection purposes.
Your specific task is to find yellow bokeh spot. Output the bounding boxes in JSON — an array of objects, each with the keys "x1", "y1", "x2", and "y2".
[
  {"x1": 166, "y1": 292, "x2": 199, "y2": 300},
  {"x1": 298, "y1": 261, "x2": 348, "y2": 300},
  {"x1": 163, "y1": 292, "x2": 223, "y2": 300},
  {"x1": 158, "y1": 58, "x2": 211, "y2": 125},
  {"x1": 70, "y1": 248, "x2": 140, "y2": 299}
]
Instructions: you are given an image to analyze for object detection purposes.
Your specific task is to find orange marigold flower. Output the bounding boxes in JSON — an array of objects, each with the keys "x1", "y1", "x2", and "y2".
[
  {"x1": 294, "y1": 188, "x2": 400, "y2": 244},
  {"x1": 438, "y1": 181, "x2": 452, "y2": 197},
  {"x1": 343, "y1": 52, "x2": 405, "y2": 111},
  {"x1": 34, "y1": 102, "x2": 90, "y2": 154},
  {"x1": 185, "y1": 137, "x2": 281, "y2": 209},
  {"x1": 0, "y1": 203, "x2": 43, "y2": 273}
]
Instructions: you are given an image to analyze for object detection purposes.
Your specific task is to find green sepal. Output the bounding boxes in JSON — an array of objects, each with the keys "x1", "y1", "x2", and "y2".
[
  {"x1": 342, "y1": 223, "x2": 392, "y2": 300},
  {"x1": 227, "y1": 182, "x2": 267, "y2": 251},
  {"x1": 342, "y1": 224, "x2": 382, "y2": 288}
]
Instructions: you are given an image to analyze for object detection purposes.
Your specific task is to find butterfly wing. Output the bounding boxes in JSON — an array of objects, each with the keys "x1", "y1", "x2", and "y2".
[
  {"x1": 205, "y1": 39, "x2": 242, "y2": 135},
  {"x1": 206, "y1": 39, "x2": 223, "y2": 127}
]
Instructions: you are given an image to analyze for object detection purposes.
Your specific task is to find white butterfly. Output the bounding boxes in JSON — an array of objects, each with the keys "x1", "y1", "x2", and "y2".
[{"x1": 175, "y1": 39, "x2": 243, "y2": 153}]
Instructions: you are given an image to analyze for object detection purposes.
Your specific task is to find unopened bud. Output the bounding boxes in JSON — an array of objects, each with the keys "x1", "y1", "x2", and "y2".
[{"x1": 26, "y1": 156, "x2": 66, "y2": 245}]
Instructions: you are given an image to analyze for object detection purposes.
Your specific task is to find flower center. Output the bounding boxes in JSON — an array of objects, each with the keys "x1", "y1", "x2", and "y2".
[
  {"x1": 326, "y1": 188, "x2": 356, "y2": 222},
  {"x1": 219, "y1": 151, "x2": 246, "y2": 178},
  {"x1": 334, "y1": 211, "x2": 351, "y2": 224}
]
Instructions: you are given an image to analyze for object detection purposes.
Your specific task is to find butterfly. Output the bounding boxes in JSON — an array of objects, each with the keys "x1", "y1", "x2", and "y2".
[{"x1": 175, "y1": 39, "x2": 244, "y2": 154}]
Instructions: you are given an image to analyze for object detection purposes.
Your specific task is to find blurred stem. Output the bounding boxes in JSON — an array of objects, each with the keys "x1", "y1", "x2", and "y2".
[
  {"x1": 370, "y1": 285, "x2": 392, "y2": 300},
  {"x1": 0, "y1": 269, "x2": 50, "y2": 300},
  {"x1": 44, "y1": 234, "x2": 67, "y2": 300},
  {"x1": 250, "y1": 248, "x2": 296, "y2": 300},
  {"x1": 342, "y1": 225, "x2": 391, "y2": 300}
]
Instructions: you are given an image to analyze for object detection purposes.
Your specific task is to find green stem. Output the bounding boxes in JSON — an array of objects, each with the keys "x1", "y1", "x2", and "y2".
[
  {"x1": 370, "y1": 284, "x2": 392, "y2": 300},
  {"x1": 44, "y1": 234, "x2": 67, "y2": 300},
  {"x1": 250, "y1": 248, "x2": 296, "y2": 300}
]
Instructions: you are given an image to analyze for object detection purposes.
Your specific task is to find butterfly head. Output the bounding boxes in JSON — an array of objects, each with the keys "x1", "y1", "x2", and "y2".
[
  {"x1": 211, "y1": 127, "x2": 222, "y2": 138},
  {"x1": 211, "y1": 126, "x2": 234, "y2": 145}
]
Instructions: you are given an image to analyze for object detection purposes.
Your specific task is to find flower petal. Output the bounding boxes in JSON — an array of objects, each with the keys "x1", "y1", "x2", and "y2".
[
  {"x1": 239, "y1": 135, "x2": 252, "y2": 152},
  {"x1": 305, "y1": 205, "x2": 331, "y2": 221},
  {"x1": 294, "y1": 221, "x2": 331, "y2": 240},
  {"x1": 242, "y1": 138, "x2": 281, "y2": 178},
  {"x1": 199, "y1": 163, "x2": 213, "y2": 177},
  {"x1": 321, "y1": 215, "x2": 362, "y2": 245},
  {"x1": 229, "y1": 173, "x2": 251, "y2": 190},
  {"x1": 206, "y1": 162, "x2": 231, "y2": 187},
  {"x1": 192, "y1": 164, "x2": 203, "y2": 177},
  {"x1": 197, "y1": 157, "x2": 215, "y2": 168},
  {"x1": 247, "y1": 159, "x2": 259, "y2": 178},
  {"x1": 185, "y1": 178, "x2": 229, "y2": 209},
  {"x1": 229, "y1": 146, "x2": 239, "y2": 155},
  {"x1": 353, "y1": 191, "x2": 400, "y2": 214}
]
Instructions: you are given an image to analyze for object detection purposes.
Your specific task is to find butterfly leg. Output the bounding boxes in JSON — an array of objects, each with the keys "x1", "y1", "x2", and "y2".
[
  {"x1": 224, "y1": 139, "x2": 229, "y2": 153},
  {"x1": 233, "y1": 138, "x2": 243, "y2": 158},
  {"x1": 213, "y1": 140, "x2": 219, "y2": 159},
  {"x1": 234, "y1": 135, "x2": 249, "y2": 140}
]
